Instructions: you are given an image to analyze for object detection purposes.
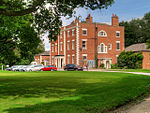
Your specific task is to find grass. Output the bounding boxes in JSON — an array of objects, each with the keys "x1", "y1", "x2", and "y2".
[
  {"x1": 108, "y1": 69, "x2": 150, "y2": 73},
  {"x1": 0, "y1": 71, "x2": 150, "y2": 113}
]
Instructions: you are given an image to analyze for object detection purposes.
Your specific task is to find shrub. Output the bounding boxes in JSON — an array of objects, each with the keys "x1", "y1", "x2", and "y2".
[
  {"x1": 100, "y1": 63, "x2": 105, "y2": 69},
  {"x1": 117, "y1": 51, "x2": 143, "y2": 69},
  {"x1": 111, "y1": 64, "x2": 120, "y2": 69}
]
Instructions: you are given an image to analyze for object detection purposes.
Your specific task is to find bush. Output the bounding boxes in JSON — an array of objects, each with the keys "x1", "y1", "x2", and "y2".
[
  {"x1": 99, "y1": 63, "x2": 105, "y2": 69},
  {"x1": 111, "y1": 64, "x2": 120, "y2": 69},
  {"x1": 117, "y1": 51, "x2": 143, "y2": 69}
]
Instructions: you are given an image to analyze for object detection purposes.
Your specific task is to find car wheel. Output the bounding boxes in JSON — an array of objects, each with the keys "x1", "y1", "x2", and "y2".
[
  {"x1": 29, "y1": 69, "x2": 32, "y2": 72},
  {"x1": 41, "y1": 69, "x2": 43, "y2": 71},
  {"x1": 75, "y1": 69, "x2": 78, "y2": 71},
  {"x1": 51, "y1": 69, "x2": 54, "y2": 71}
]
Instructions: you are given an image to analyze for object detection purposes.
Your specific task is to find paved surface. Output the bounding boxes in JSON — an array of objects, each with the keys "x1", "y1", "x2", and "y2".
[{"x1": 120, "y1": 97, "x2": 150, "y2": 113}]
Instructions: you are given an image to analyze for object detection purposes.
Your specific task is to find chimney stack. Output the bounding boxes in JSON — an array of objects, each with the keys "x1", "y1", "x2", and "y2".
[
  {"x1": 86, "y1": 14, "x2": 93, "y2": 23},
  {"x1": 112, "y1": 13, "x2": 119, "y2": 26}
]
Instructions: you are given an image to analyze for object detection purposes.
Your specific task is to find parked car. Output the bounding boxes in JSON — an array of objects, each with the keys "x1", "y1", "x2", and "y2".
[
  {"x1": 24, "y1": 65, "x2": 35, "y2": 72},
  {"x1": 40, "y1": 65, "x2": 57, "y2": 71},
  {"x1": 64, "y1": 64, "x2": 83, "y2": 71},
  {"x1": 17, "y1": 65, "x2": 28, "y2": 71},
  {"x1": 6, "y1": 66, "x2": 14, "y2": 71},
  {"x1": 12, "y1": 65, "x2": 23, "y2": 71},
  {"x1": 25, "y1": 64, "x2": 44, "y2": 71}
]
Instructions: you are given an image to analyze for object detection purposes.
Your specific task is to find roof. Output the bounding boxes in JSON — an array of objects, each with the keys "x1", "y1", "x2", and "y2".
[
  {"x1": 35, "y1": 51, "x2": 50, "y2": 56},
  {"x1": 125, "y1": 43, "x2": 150, "y2": 52}
]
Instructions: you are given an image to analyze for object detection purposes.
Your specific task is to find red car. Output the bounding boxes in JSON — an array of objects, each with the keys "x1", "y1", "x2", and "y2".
[{"x1": 40, "y1": 65, "x2": 57, "y2": 71}]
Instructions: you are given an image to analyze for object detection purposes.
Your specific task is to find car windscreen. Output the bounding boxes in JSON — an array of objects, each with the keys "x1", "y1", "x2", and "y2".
[{"x1": 66, "y1": 64, "x2": 75, "y2": 67}]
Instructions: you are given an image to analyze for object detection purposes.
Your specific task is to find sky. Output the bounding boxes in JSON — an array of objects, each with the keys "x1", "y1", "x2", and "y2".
[{"x1": 44, "y1": 0, "x2": 150, "y2": 50}]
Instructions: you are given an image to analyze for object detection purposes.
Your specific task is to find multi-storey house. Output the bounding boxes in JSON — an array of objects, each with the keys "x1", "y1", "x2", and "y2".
[{"x1": 50, "y1": 14, "x2": 124, "y2": 69}]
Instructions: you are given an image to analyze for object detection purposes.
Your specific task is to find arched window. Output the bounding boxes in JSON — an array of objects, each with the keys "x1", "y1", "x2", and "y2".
[
  {"x1": 101, "y1": 43, "x2": 104, "y2": 52},
  {"x1": 98, "y1": 43, "x2": 107, "y2": 53},
  {"x1": 98, "y1": 30, "x2": 107, "y2": 37}
]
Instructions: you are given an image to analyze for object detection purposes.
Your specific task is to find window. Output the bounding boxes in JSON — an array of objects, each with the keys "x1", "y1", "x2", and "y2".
[
  {"x1": 98, "y1": 30, "x2": 107, "y2": 37},
  {"x1": 52, "y1": 44, "x2": 54, "y2": 52},
  {"x1": 55, "y1": 43, "x2": 57, "y2": 52},
  {"x1": 67, "y1": 31, "x2": 70, "y2": 37},
  {"x1": 82, "y1": 29, "x2": 87, "y2": 35},
  {"x1": 60, "y1": 32, "x2": 62, "y2": 39},
  {"x1": 52, "y1": 56, "x2": 54, "y2": 64},
  {"x1": 109, "y1": 44, "x2": 112, "y2": 50},
  {"x1": 67, "y1": 41, "x2": 70, "y2": 50},
  {"x1": 98, "y1": 43, "x2": 107, "y2": 53},
  {"x1": 60, "y1": 42, "x2": 63, "y2": 51},
  {"x1": 68, "y1": 55, "x2": 70, "y2": 64},
  {"x1": 116, "y1": 41, "x2": 120, "y2": 50},
  {"x1": 116, "y1": 31, "x2": 120, "y2": 37},
  {"x1": 72, "y1": 29, "x2": 75, "y2": 36},
  {"x1": 82, "y1": 54, "x2": 87, "y2": 60},
  {"x1": 72, "y1": 55, "x2": 75, "y2": 64},
  {"x1": 82, "y1": 40, "x2": 87, "y2": 49},
  {"x1": 72, "y1": 40, "x2": 75, "y2": 50}
]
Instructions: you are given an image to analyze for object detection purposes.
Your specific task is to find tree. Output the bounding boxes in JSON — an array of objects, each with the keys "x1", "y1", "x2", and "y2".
[
  {"x1": 0, "y1": 15, "x2": 44, "y2": 66},
  {"x1": 120, "y1": 12, "x2": 150, "y2": 47},
  {"x1": 0, "y1": 0, "x2": 114, "y2": 40}
]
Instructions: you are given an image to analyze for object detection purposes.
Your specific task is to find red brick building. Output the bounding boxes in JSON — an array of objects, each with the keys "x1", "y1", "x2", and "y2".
[
  {"x1": 125, "y1": 43, "x2": 150, "y2": 69},
  {"x1": 34, "y1": 51, "x2": 50, "y2": 66},
  {"x1": 50, "y1": 14, "x2": 124, "y2": 69}
]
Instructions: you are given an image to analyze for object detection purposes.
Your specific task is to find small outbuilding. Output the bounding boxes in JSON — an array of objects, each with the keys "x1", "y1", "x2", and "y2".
[
  {"x1": 34, "y1": 51, "x2": 50, "y2": 66},
  {"x1": 125, "y1": 43, "x2": 150, "y2": 69}
]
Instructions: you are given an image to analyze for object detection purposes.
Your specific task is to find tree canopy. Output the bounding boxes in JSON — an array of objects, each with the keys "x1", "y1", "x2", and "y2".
[
  {"x1": 0, "y1": 15, "x2": 44, "y2": 66},
  {"x1": 119, "y1": 12, "x2": 150, "y2": 48},
  {"x1": 0, "y1": 0, "x2": 114, "y2": 40}
]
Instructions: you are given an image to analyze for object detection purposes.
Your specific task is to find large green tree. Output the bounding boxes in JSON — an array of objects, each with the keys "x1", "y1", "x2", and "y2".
[
  {"x1": 0, "y1": 15, "x2": 44, "y2": 66},
  {"x1": 120, "y1": 12, "x2": 150, "y2": 48},
  {"x1": 0, "y1": 0, "x2": 114, "y2": 40}
]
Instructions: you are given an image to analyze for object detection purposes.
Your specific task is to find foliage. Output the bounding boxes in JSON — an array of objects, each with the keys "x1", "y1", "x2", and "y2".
[
  {"x1": 118, "y1": 51, "x2": 143, "y2": 69},
  {"x1": 95, "y1": 55, "x2": 98, "y2": 68},
  {"x1": 111, "y1": 64, "x2": 120, "y2": 69},
  {"x1": 99, "y1": 63, "x2": 105, "y2": 68},
  {"x1": 0, "y1": 71, "x2": 150, "y2": 112},
  {"x1": 0, "y1": 0, "x2": 114, "y2": 40},
  {"x1": 119, "y1": 12, "x2": 150, "y2": 47},
  {"x1": 0, "y1": 15, "x2": 44, "y2": 66},
  {"x1": 146, "y1": 39, "x2": 150, "y2": 49}
]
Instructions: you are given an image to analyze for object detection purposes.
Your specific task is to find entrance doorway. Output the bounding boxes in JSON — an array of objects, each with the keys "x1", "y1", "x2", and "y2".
[
  {"x1": 61, "y1": 59, "x2": 63, "y2": 68},
  {"x1": 106, "y1": 61, "x2": 110, "y2": 69}
]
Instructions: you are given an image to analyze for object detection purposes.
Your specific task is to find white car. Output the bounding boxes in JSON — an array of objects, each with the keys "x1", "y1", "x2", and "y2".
[
  {"x1": 25, "y1": 65, "x2": 44, "y2": 71},
  {"x1": 12, "y1": 65, "x2": 23, "y2": 71}
]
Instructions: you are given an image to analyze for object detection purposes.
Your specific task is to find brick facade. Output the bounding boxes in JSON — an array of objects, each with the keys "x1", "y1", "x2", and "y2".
[
  {"x1": 34, "y1": 51, "x2": 50, "y2": 66},
  {"x1": 142, "y1": 51, "x2": 150, "y2": 69},
  {"x1": 50, "y1": 14, "x2": 124, "y2": 69}
]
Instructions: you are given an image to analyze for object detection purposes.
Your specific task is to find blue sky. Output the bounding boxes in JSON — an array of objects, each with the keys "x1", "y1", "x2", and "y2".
[
  {"x1": 44, "y1": 0, "x2": 150, "y2": 50},
  {"x1": 62, "y1": 0, "x2": 150, "y2": 25}
]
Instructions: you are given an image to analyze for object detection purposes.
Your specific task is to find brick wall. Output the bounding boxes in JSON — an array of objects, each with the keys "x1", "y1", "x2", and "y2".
[
  {"x1": 50, "y1": 14, "x2": 124, "y2": 68},
  {"x1": 142, "y1": 51, "x2": 150, "y2": 69}
]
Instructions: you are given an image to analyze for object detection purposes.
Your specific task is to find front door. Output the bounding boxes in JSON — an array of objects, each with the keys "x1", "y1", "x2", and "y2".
[
  {"x1": 61, "y1": 59, "x2": 63, "y2": 68},
  {"x1": 106, "y1": 61, "x2": 110, "y2": 69}
]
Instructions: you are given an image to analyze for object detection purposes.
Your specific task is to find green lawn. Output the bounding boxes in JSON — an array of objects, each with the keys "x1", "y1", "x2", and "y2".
[
  {"x1": 108, "y1": 69, "x2": 150, "y2": 73},
  {"x1": 0, "y1": 71, "x2": 150, "y2": 113}
]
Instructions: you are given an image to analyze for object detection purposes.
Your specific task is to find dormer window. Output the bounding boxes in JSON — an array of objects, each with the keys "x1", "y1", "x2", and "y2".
[
  {"x1": 116, "y1": 31, "x2": 120, "y2": 37},
  {"x1": 82, "y1": 29, "x2": 87, "y2": 35},
  {"x1": 98, "y1": 30, "x2": 107, "y2": 37}
]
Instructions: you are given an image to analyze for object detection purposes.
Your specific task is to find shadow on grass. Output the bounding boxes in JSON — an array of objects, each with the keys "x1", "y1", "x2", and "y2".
[{"x1": 1, "y1": 73, "x2": 150, "y2": 113}]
